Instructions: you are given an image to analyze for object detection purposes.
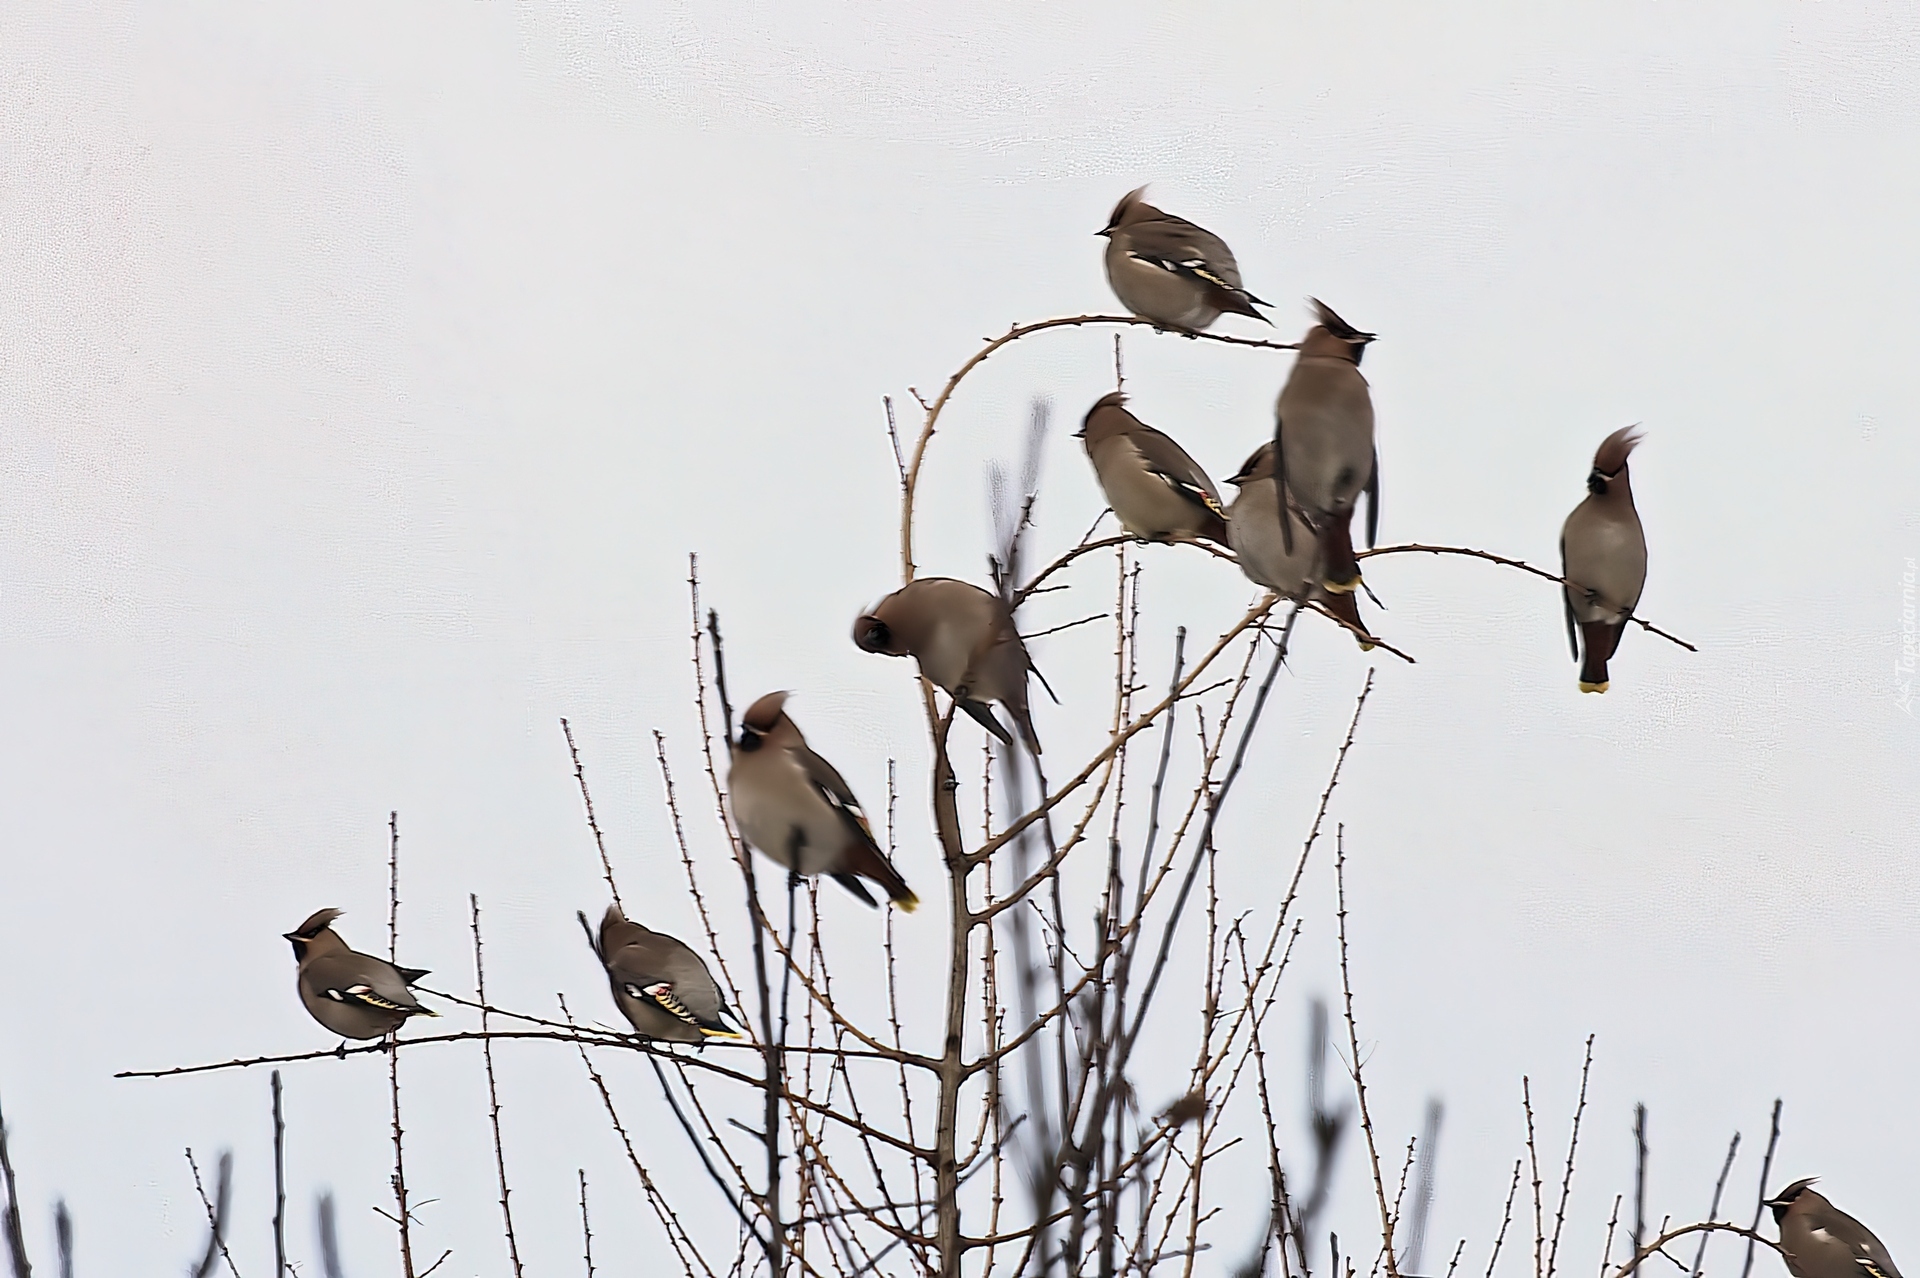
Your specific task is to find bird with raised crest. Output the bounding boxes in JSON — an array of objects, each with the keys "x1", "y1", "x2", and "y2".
[
  {"x1": 1767, "y1": 1179, "x2": 1903, "y2": 1278},
  {"x1": 284, "y1": 908, "x2": 437, "y2": 1044},
  {"x1": 728, "y1": 691, "x2": 918, "y2": 911},
  {"x1": 1273, "y1": 298, "x2": 1379, "y2": 597},
  {"x1": 1098, "y1": 186, "x2": 1270, "y2": 333},
  {"x1": 854, "y1": 577, "x2": 1048, "y2": 755},
  {"x1": 1560, "y1": 425, "x2": 1648, "y2": 694},
  {"x1": 578, "y1": 905, "x2": 741, "y2": 1043},
  {"x1": 1078, "y1": 391, "x2": 1230, "y2": 546}
]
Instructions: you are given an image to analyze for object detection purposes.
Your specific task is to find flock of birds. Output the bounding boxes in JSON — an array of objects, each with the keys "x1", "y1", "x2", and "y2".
[{"x1": 271, "y1": 188, "x2": 1894, "y2": 1278}]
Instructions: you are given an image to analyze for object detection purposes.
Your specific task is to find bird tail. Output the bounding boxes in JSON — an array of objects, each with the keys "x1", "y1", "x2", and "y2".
[
  {"x1": 1318, "y1": 512, "x2": 1362, "y2": 593},
  {"x1": 1213, "y1": 288, "x2": 1272, "y2": 324},
  {"x1": 1578, "y1": 620, "x2": 1616, "y2": 692},
  {"x1": 1198, "y1": 509, "x2": 1231, "y2": 546},
  {"x1": 1012, "y1": 703, "x2": 1043, "y2": 759},
  {"x1": 1317, "y1": 590, "x2": 1376, "y2": 652},
  {"x1": 957, "y1": 696, "x2": 1014, "y2": 746},
  {"x1": 836, "y1": 857, "x2": 919, "y2": 914}
]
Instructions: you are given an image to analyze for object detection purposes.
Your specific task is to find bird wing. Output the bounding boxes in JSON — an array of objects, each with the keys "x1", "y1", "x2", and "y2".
[
  {"x1": 311, "y1": 952, "x2": 435, "y2": 1016},
  {"x1": 1272, "y1": 417, "x2": 1295, "y2": 555},
  {"x1": 1820, "y1": 1205, "x2": 1905, "y2": 1278},
  {"x1": 831, "y1": 873, "x2": 881, "y2": 908},
  {"x1": 1363, "y1": 447, "x2": 1380, "y2": 548},
  {"x1": 1122, "y1": 217, "x2": 1254, "y2": 297},
  {"x1": 794, "y1": 745, "x2": 883, "y2": 851},
  {"x1": 1560, "y1": 532, "x2": 1580, "y2": 662},
  {"x1": 615, "y1": 975, "x2": 739, "y2": 1038},
  {"x1": 1125, "y1": 430, "x2": 1226, "y2": 518}
]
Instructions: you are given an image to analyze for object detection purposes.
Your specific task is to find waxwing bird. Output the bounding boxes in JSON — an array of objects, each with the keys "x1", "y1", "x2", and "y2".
[
  {"x1": 1099, "y1": 186, "x2": 1270, "y2": 333},
  {"x1": 1560, "y1": 426, "x2": 1647, "y2": 694},
  {"x1": 1224, "y1": 442, "x2": 1373, "y2": 648},
  {"x1": 1078, "y1": 392, "x2": 1229, "y2": 545},
  {"x1": 853, "y1": 577, "x2": 1048, "y2": 755},
  {"x1": 578, "y1": 906, "x2": 740, "y2": 1043},
  {"x1": 1767, "y1": 1179, "x2": 1903, "y2": 1278},
  {"x1": 284, "y1": 909, "x2": 438, "y2": 1041},
  {"x1": 728, "y1": 692, "x2": 918, "y2": 911},
  {"x1": 1273, "y1": 299, "x2": 1378, "y2": 594}
]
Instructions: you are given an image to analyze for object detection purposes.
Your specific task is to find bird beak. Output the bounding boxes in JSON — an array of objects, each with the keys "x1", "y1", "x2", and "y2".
[
  {"x1": 1095, "y1": 229, "x2": 1111, "y2": 238},
  {"x1": 281, "y1": 932, "x2": 301, "y2": 942}
]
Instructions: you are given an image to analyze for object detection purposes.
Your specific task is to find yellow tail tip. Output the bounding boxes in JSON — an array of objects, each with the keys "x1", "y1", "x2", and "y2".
[
  {"x1": 1322, "y1": 575, "x2": 1362, "y2": 595},
  {"x1": 1579, "y1": 680, "x2": 1609, "y2": 694},
  {"x1": 419, "y1": 1007, "x2": 442, "y2": 1018},
  {"x1": 699, "y1": 1025, "x2": 745, "y2": 1040},
  {"x1": 896, "y1": 893, "x2": 920, "y2": 914}
]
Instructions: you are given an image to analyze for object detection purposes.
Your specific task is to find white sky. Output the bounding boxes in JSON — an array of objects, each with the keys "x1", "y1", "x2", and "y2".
[{"x1": 2, "y1": 3, "x2": 1917, "y2": 1274}]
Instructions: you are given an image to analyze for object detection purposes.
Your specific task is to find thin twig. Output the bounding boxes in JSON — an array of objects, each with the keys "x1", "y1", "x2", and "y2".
[
  {"x1": 1354, "y1": 544, "x2": 1696, "y2": 651},
  {"x1": 561, "y1": 719, "x2": 623, "y2": 911},
  {"x1": 385, "y1": 813, "x2": 419, "y2": 1278},
  {"x1": 1336, "y1": 827, "x2": 1399, "y2": 1278},
  {"x1": 1020, "y1": 612, "x2": 1110, "y2": 642},
  {"x1": 1738, "y1": 1101, "x2": 1782, "y2": 1278},
  {"x1": 578, "y1": 1169, "x2": 595, "y2": 1278},
  {"x1": 1611, "y1": 1224, "x2": 1782, "y2": 1278},
  {"x1": 0, "y1": 1090, "x2": 32, "y2": 1278},
  {"x1": 558, "y1": 997, "x2": 714, "y2": 1277},
  {"x1": 900, "y1": 313, "x2": 1298, "y2": 579},
  {"x1": 271, "y1": 1071, "x2": 287, "y2": 1278},
  {"x1": 1631, "y1": 1105, "x2": 1648, "y2": 1267},
  {"x1": 184, "y1": 1149, "x2": 239, "y2": 1278},
  {"x1": 1689, "y1": 1133, "x2": 1740, "y2": 1278},
  {"x1": 1599, "y1": 1195, "x2": 1622, "y2": 1278},
  {"x1": 53, "y1": 1203, "x2": 69, "y2": 1278},
  {"x1": 470, "y1": 896, "x2": 523, "y2": 1277},
  {"x1": 1485, "y1": 1160, "x2": 1522, "y2": 1278},
  {"x1": 885, "y1": 396, "x2": 906, "y2": 488},
  {"x1": 1545, "y1": 1037, "x2": 1595, "y2": 1278},
  {"x1": 318, "y1": 1194, "x2": 343, "y2": 1278},
  {"x1": 1524, "y1": 1080, "x2": 1543, "y2": 1278}
]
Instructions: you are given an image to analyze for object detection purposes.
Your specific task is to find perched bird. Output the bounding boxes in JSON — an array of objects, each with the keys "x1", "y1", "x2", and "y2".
[
  {"x1": 1273, "y1": 298, "x2": 1378, "y2": 594},
  {"x1": 728, "y1": 692, "x2": 918, "y2": 911},
  {"x1": 283, "y1": 909, "x2": 437, "y2": 1041},
  {"x1": 1078, "y1": 392, "x2": 1229, "y2": 545},
  {"x1": 853, "y1": 577, "x2": 1047, "y2": 754},
  {"x1": 578, "y1": 906, "x2": 740, "y2": 1043},
  {"x1": 1224, "y1": 442, "x2": 1372, "y2": 647},
  {"x1": 1098, "y1": 186, "x2": 1269, "y2": 333},
  {"x1": 1560, "y1": 426, "x2": 1648, "y2": 694},
  {"x1": 1767, "y1": 1179, "x2": 1903, "y2": 1278}
]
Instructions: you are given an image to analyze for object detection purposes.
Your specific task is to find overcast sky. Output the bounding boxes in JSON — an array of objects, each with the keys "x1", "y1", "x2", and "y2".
[{"x1": 2, "y1": 3, "x2": 1917, "y2": 1274}]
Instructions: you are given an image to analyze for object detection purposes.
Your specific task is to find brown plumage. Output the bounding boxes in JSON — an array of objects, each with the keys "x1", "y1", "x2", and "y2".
[
  {"x1": 1767, "y1": 1179, "x2": 1902, "y2": 1278},
  {"x1": 1560, "y1": 426, "x2": 1648, "y2": 693},
  {"x1": 580, "y1": 906, "x2": 740, "y2": 1043},
  {"x1": 1099, "y1": 187, "x2": 1269, "y2": 332},
  {"x1": 853, "y1": 577, "x2": 1046, "y2": 754},
  {"x1": 1078, "y1": 392, "x2": 1229, "y2": 545},
  {"x1": 1273, "y1": 299, "x2": 1379, "y2": 594},
  {"x1": 284, "y1": 908, "x2": 437, "y2": 1041},
  {"x1": 727, "y1": 692, "x2": 917, "y2": 910},
  {"x1": 1223, "y1": 442, "x2": 1373, "y2": 648}
]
